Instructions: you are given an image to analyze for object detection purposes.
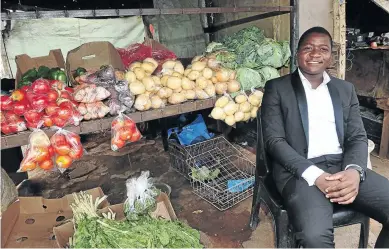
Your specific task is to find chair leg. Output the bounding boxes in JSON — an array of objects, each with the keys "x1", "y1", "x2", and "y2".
[
  {"x1": 249, "y1": 184, "x2": 261, "y2": 230},
  {"x1": 275, "y1": 211, "x2": 290, "y2": 248},
  {"x1": 358, "y1": 217, "x2": 370, "y2": 248}
]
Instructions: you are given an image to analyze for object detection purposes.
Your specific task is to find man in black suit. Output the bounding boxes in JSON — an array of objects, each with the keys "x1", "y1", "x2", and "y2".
[{"x1": 261, "y1": 26, "x2": 389, "y2": 248}]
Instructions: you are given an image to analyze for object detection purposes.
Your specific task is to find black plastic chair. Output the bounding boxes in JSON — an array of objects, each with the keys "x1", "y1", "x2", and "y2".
[{"x1": 249, "y1": 107, "x2": 370, "y2": 248}]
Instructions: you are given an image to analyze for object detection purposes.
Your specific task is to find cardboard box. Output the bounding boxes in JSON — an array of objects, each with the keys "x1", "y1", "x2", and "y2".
[
  {"x1": 53, "y1": 193, "x2": 177, "y2": 248},
  {"x1": 15, "y1": 49, "x2": 66, "y2": 88},
  {"x1": 66, "y1": 41, "x2": 125, "y2": 84},
  {"x1": 0, "y1": 187, "x2": 108, "y2": 248}
]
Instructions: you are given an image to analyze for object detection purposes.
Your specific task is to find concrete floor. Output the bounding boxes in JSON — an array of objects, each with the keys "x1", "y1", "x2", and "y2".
[{"x1": 22, "y1": 135, "x2": 389, "y2": 248}]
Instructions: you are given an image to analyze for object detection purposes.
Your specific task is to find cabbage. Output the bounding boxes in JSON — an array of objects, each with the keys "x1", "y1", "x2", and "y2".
[
  {"x1": 236, "y1": 68, "x2": 265, "y2": 92},
  {"x1": 257, "y1": 66, "x2": 280, "y2": 82},
  {"x1": 256, "y1": 38, "x2": 285, "y2": 68}
]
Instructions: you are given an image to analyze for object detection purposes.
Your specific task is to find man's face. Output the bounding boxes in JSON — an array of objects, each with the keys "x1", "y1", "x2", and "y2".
[{"x1": 297, "y1": 32, "x2": 332, "y2": 75}]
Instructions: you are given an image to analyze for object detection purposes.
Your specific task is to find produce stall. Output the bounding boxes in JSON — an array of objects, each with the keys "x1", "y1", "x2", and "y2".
[{"x1": 1, "y1": 1, "x2": 298, "y2": 248}]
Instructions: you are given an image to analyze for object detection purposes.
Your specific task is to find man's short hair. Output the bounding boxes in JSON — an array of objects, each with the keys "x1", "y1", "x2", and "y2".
[{"x1": 297, "y1": 26, "x2": 333, "y2": 50}]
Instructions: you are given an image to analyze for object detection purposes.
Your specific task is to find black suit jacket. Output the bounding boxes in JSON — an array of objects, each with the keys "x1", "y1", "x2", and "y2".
[{"x1": 261, "y1": 69, "x2": 368, "y2": 193}]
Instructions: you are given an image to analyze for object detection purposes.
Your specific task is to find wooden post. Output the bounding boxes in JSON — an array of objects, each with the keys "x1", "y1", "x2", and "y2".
[{"x1": 333, "y1": 0, "x2": 346, "y2": 79}]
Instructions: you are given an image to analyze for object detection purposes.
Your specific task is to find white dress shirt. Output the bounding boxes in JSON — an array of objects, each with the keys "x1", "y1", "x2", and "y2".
[{"x1": 298, "y1": 69, "x2": 343, "y2": 186}]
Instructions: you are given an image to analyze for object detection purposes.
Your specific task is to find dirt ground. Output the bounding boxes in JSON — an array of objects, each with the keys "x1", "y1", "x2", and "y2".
[{"x1": 20, "y1": 134, "x2": 389, "y2": 248}]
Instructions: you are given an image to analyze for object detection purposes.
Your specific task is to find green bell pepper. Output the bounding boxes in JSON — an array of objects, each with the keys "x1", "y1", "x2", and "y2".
[
  {"x1": 49, "y1": 68, "x2": 67, "y2": 82},
  {"x1": 18, "y1": 78, "x2": 32, "y2": 87},
  {"x1": 74, "y1": 67, "x2": 87, "y2": 77},
  {"x1": 37, "y1": 66, "x2": 50, "y2": 78},
  {"x1": 21, "y1": 68, "x2": 38, "y2": 81}
]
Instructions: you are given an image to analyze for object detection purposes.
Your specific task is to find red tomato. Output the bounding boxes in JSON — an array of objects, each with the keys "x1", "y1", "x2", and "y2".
[
  {"x1": 54, "y1": 144, "x2": 71, "y2": 156},
  {"x1": 20, "y1": 85, "x2": 31, "y2": 92},
  {"x1": 13, "y1": 100, "x2": 30, "y2": 116},
  {"x1": 24, "y1": 110, "x2": 43, "y2": 123},
  {"x1": 0, "y1": 112, "x2": 6, "y2": 124},
  {"x1": 1, "y1": 124, "x2": 12, "y2": 134},
  {"x1": 5, "y1": 112, "x2": 20, "y2": 122},
  {"x1": 39, "y1": 159, "x2": 54, "y2": 170},
  {"x1": 57, "y1": 107, "x2": 72, "y2": 120},
  {"x1": 8, "y1": 120, "x2": 26, "y2": 132},
  {"x1": 0, "y1": 95, "x2": 12, "y2": 111},
  {"x1": 42, "y1": 116, "x2": 53, "y2": 127},
  {"x1": 66, "y1": 133, "x2": 81, "y2": 147},
  {"x1": 124, "y1": 119, "x2": 136, "y2": 129},
  {"x1": 48, "y1": 146, "x2": 55, "y2": 157},
  {"x1": 31, "y1": 79, "x2": 50, "y2": 94},
  {"x1": 52, "y1": 116, "x2": 66, "y2": 127},
  {"x1": 10, "y1": 90, "x2": 26, "y2": 101},
  {"x1": 64, "y1": 87, "x2": 74, "y2": 93},
  {"x1": 51, "y1": 134, "x2": 67, "y2": 145},
  {"x1": 56, "y1": 155, "x2": 72, "y2": 169},
  {"x1": 118, "y1": 127, "x2": 133, "y2": 141},
  {"x1": 112, "y1": 119, "x2": 125, "y2": 129},
  {"x1": 60, "y1": 91, "x2": 72, "y2": 100},
  {"x1": 58, "y1": 101, "x2": 76, "y2": 110},
  {"x1": 69, "y1": 148, "x2": 83, "y2": 159},
  {"x1": 45, "y1": 102, "x2": 59, "y2": 116},
  {"x1": 111, "y1": 137, "x2": 125, "y2": 151},
  {"x1": 130, "y1": 129, "x2": 141, "y2": 142},
  {"x1": 47, "y1": 89, "x2": 59, "y2": 102},
  {"x1": 20, "y1": 161, "x2": 37, "y2": 172},
  {"x1": 30, "y1": 95, "x2": 49, "y2": 110}
]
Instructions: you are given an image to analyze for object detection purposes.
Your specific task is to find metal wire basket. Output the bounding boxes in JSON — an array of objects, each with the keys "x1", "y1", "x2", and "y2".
[
  {"x1": 186, "y1": 136, "x2": 255, "y2": 211},
  {"x1": 168, "y1": 136, "x2": 224, "y2": 179}
]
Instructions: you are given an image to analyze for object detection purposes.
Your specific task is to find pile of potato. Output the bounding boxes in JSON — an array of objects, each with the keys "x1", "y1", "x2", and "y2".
[{"x1": 210, "y1": 90, "x2": 264, "y2": 126}]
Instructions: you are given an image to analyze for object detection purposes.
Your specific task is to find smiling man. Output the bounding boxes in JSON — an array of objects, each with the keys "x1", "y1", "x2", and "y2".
[{"x1": 261, "y1": 26, "x2": 389, "y2": 248}]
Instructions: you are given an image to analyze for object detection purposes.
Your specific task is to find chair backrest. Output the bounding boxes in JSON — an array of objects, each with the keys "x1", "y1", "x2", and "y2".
[{"x1": 256, "y1": 107, "x2": 272, "y2": 178}]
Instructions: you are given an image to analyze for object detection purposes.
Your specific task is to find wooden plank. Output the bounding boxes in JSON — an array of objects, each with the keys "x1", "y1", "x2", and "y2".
[
  {"x1": 376, "y1": 98, "x2": 389, "y2": 111},
  {"x1": 0, "y1": 99, "x2": 216, "y2": 150},
  {"x1": 333, "y1": 0, "x2": 346, "y2": 79},
  {"x1": 379, "y1": 110, "x2": 389, "y2": 159}
]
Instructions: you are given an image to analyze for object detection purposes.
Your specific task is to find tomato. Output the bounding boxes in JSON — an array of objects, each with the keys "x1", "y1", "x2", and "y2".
[
  {"x1": 118, "y1": 127, "x2": 133, "y2": 141},
  {"x1": 33, "y1": 146, "x2": 50, "y2": 163},
  {"x1": 39, "y1": 159, "x2": 54, "y2": 170},
  {"x1": 10, "y1": 90, "x2": 26, "y2": 101},
  {"x1": 52, "y1": 116, "x2": 66, "y2": 127},
  {"x1": 0, "y1": 95, "x2": 12, "y2": 111},
  {"x1": 47, "y1": 89, "x2": 59, "y2": 102},
  {"x1": 69, "y1": 148, "x2": 83, "y2": 159},
  {"x1": 54, "y1": 144, "x2": 71, "y2": 156},
  {"x1": 64, "y1": 87, "x2": 74, "y2": 93},
  {"x1": 0, "y1": 112, "x2": 6, "y2": 124},
  {"x1": 130, "y1": 129, "x2": 141, "y2": 142},
  {"x1": 66, "y1": 133, "x2": 81, "y2": 147},
  {"x1": 13, "y1": 100, "x2": 30, "y2": 116},
  {"x1": 57, "y1": 107, "x2": 72, "y2": 120},
  {"x1": 51, "y1": 133, "x2": 67, "y2": 145},
  {"x1": 24, "y1": 110, "x2": 43, "y2": 123},
  {"x1": 56, "y1": 155, "x2": 72, "y2": 169},
  {"x1": 20, "y1": 161, "x2": 37, "y2": 172},
  {"x1": 48, "y1": 146, "x2": 55, "y2": 157},
  {"x1": 124, "y1": 119, "x2": 136, "y2": 129},
  {"x1": 112, "y1": 119, "x2": 125, "y2": 129},
  {"x1": 111, "y1": 137, "x2": 125, "y2": 151},
  {"x1": 45, "y1": 102, "x2": 59, "y2": 116},
  {"x1": 30, "y1": 95, "x2": 49, "y2": 110},
  {"x1": 1, "y1": 124, "x2": 12, "y2": 134},
  {"x1": 5, "y1": 112, "x2": 20, "y2": 122},
  {"x1": 32, "y1": 79, "x2": 50, "y2": 94},
  {"x1": 42, "y1": 116, "x2": 53, "y2": 127},
  {"x1": 8, "y1": 120, "x2": 27, "y2": 132},
  {"x1": 20, "y1": 85, "x2": 31, "y2": 92},
  {"x1": 60, "y1": 91, "x2": 72, "y2": 100}
]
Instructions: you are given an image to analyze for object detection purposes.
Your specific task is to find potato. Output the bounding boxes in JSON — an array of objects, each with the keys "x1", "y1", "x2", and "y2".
[
  {"x1": 202, "y1": 67, "x2": 213, "y2": 79},
  {"x1": 192, "y1": 61, "x2": 206, "y2": 71},
  {"x1": 227, "y1": 80, "x2": 241, "y2": 93},
  {"x1": 161, "y1": 75, "x2": 169, "y2": 86},
  {"x1": 215, "y1": 82, "x2": 228, "y2": 95},
  {"x1": 187, "y1": 70, "x2": 201, "y2": 81},
  {"x1": 151, "y1": 95, "x2": 164, "y2": 109},
  {"x1": 184, "y1": 90, "x2": 196, "y2": 100},
  {"x1": 215, "y1": 96, "x2": 229, "y2": 108},
  {"x1": 225, "y1": 115, "x2": 236, "y2": 126},
  {"x1": 251, "y1": 106, "x2": 259, "y2": 118},
  {"x1": 210, "y1": 107, "x2": 225, "y2": 120},
  {"x1": 144, "y1": 58, "x2": 158, "y2": 68},
  {"x1": 125, "y1": 71, "x2": 136, "y2": 83},
  {"x1": 162, "y1": 60, "x2": 176, "y2": 69},
  {"x1": 152, "y1": 76, "x2": 161, "y2": 86},
  {"x1": 184, "y1": 68, "x2": 192, "y2": 77},
  {"x1": 129, "y1": 62, "x2": 142, "y2": 71},
  {"x1": 168, "y1": 93, "x2": 185, "y2": 104},
  {"x1": 234, "y1": 111, "x2": 244, "y2": 122},
  {"x1": 141, "y1": 62, "x2": 156, "y2": 74},
  {"x1": 204, "y1": 84, "x2": 216, "y2": 97},
  {"x1": 134, "y1": 67, "x2": 146, "y2": 80},
  {"x1": 129, "y1": 80, "x2": 146, "y2": 95},
  {"x1": 167, "y1": 76, "x2": 182, "y2": 90},
  {"x1": 174, "y1": 62, "x2": 185, "y2": 75},
  {"x1": 182, "y1": 77, "x2": 195, "y2": 90},
  {"x1": 196, "y1": 76, "x2": 208, "y2": 90},
  {"x1": 223, "y1": 101, "x2": 238, "y2": 116},
  {"x1": 142, "y1": 77, "x2": 156, "y2": 92},
  {"x1": 239, "y1": 102, "x2": 251, "y2": 113}
]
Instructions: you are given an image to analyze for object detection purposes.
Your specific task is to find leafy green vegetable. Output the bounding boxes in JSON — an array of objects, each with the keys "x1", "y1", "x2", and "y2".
[
  {"x1": 257, "y1": 66, "x2": 280, "y2": 82},
  {"x1": 236, "y1": 68, "x2": 265, "y2": 91},
  {"x1": 191, "y1": 166, "x2": 220, "y2": 181},
  {"x1": 72, "y1": 216, "x2": 203, "y2": 248}
]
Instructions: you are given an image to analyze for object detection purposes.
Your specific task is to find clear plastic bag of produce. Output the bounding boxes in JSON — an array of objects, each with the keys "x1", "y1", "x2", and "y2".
[
  {"x1": 123, "y1": 170, "x2": 160, "y2": 221},
  {"x1": 50, "y1": 127, "x2": 85, "y2": 173},
  {"x1": 73, "y1": 84, "x2": 111, "y2": 103},
  {"x1": 77, "y1": 101, "x2": 110, "y2": 120},
  {"x1": 18, "y1": 124, "x2": 56, "y2": 172},
  {"x1": 111, "y1": 111, "x2": 142, "y2": 151},
  {"x1": 85, "y1": 65, "x2": 116, "y2": 87},
  {"x1": 1, "y1": 111, "x2": 27, "y2": 135},
  {"x1": 117, "y1": 43, "x2": 153, "y2": 70}
]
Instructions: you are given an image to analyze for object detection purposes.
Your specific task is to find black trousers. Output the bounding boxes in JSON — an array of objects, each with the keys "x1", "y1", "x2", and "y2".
[{"x1": 282, "y1": 154, "x2": 389, "y2": 248}]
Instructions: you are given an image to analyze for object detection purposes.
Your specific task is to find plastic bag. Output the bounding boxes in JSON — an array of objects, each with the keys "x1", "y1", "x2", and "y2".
[
  {"x1": 73, "y1": 84, "x2": 111, "y2": 103},
  {"x1": 1, "y1": 111, "x2": 27, "y2": 135},
  {"x1": 123, "y1": 171, "x2": 160, "y2": 221},
  {"x1": 117, "y1": 43, "x2": 153, "y2": 70},
  {"x1": 115, "y1": 80, "x2": 134, "y2": 108},
  {"x1": 111, "y1": 112, "x2": 142, "y2": 151},
  {"x1": 50, "y1": 127, "x2": 84, "y2": 173},
  {"x1": 78, "y1": 101, "x2": 110, "y2": 120},
  {"x1": 85, "y1": 65, "x2": 116, "y2": 87},
  {"x1": 19, "y1": 126, "x2": 55, "y2": 172}
]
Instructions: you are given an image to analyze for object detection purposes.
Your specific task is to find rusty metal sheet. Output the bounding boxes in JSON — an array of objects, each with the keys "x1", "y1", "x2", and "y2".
[{"x1": 345, "y1": 49, "x2": 389, "y2": 99}]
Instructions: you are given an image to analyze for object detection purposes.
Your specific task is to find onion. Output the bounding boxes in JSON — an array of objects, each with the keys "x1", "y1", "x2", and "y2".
[
  {"x1": 227, "y1": 80, "x2": 241, "y2": 93},
  {"x1": 215, "y1": 82, "x2": 228, "y2": 95},
  {"x1": 207, "y1": 58, "x2": 220, "y2": 69}
]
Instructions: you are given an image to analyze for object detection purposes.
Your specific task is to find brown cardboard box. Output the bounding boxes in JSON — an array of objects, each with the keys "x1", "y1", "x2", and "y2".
[
  {"x1": 0, "y1": 187, "x2": 108, "y2": 248},
  {"x1": 66, "y1": 41, "x2": 125, "y2": 85},
  {"x1": 15, "y1": 49, "x2": 66, "y2": 88},
  {"x1": 53, "y1": 193, "x2": 177, "y2": 248}
]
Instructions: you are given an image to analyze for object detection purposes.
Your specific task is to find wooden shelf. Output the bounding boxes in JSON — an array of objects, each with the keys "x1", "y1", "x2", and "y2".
[{"x1": 1, "y1": 98, "x2": 216, "y2": 150}]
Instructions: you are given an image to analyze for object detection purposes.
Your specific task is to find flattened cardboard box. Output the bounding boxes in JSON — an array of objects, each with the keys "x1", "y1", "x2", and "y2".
[
  {"x1": 15, "y1": 49, "x2": 66, "y2": 87},
  {"x1": 66, "y1": 41, "x2": 124, "y2": 85},
  {"x1": 53, "y1": 193, "x2": 177, "y2": 248},
  {"x1": 0, "y1": 187, "x2": 108, "y2": 248}
]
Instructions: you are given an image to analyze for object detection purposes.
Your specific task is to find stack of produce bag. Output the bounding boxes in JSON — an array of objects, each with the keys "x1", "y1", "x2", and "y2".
[{"x1": 111, "y1": 111, "x2": 142, "y2": 151}]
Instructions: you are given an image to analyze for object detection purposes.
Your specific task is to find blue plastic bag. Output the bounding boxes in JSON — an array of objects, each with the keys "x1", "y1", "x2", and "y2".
[
  {"x1": 168, "y1": 114, "x2": 214, "y2": 146},
  {"x1": 227, "y1": 177, "x2": 255, "y2": 193}
]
